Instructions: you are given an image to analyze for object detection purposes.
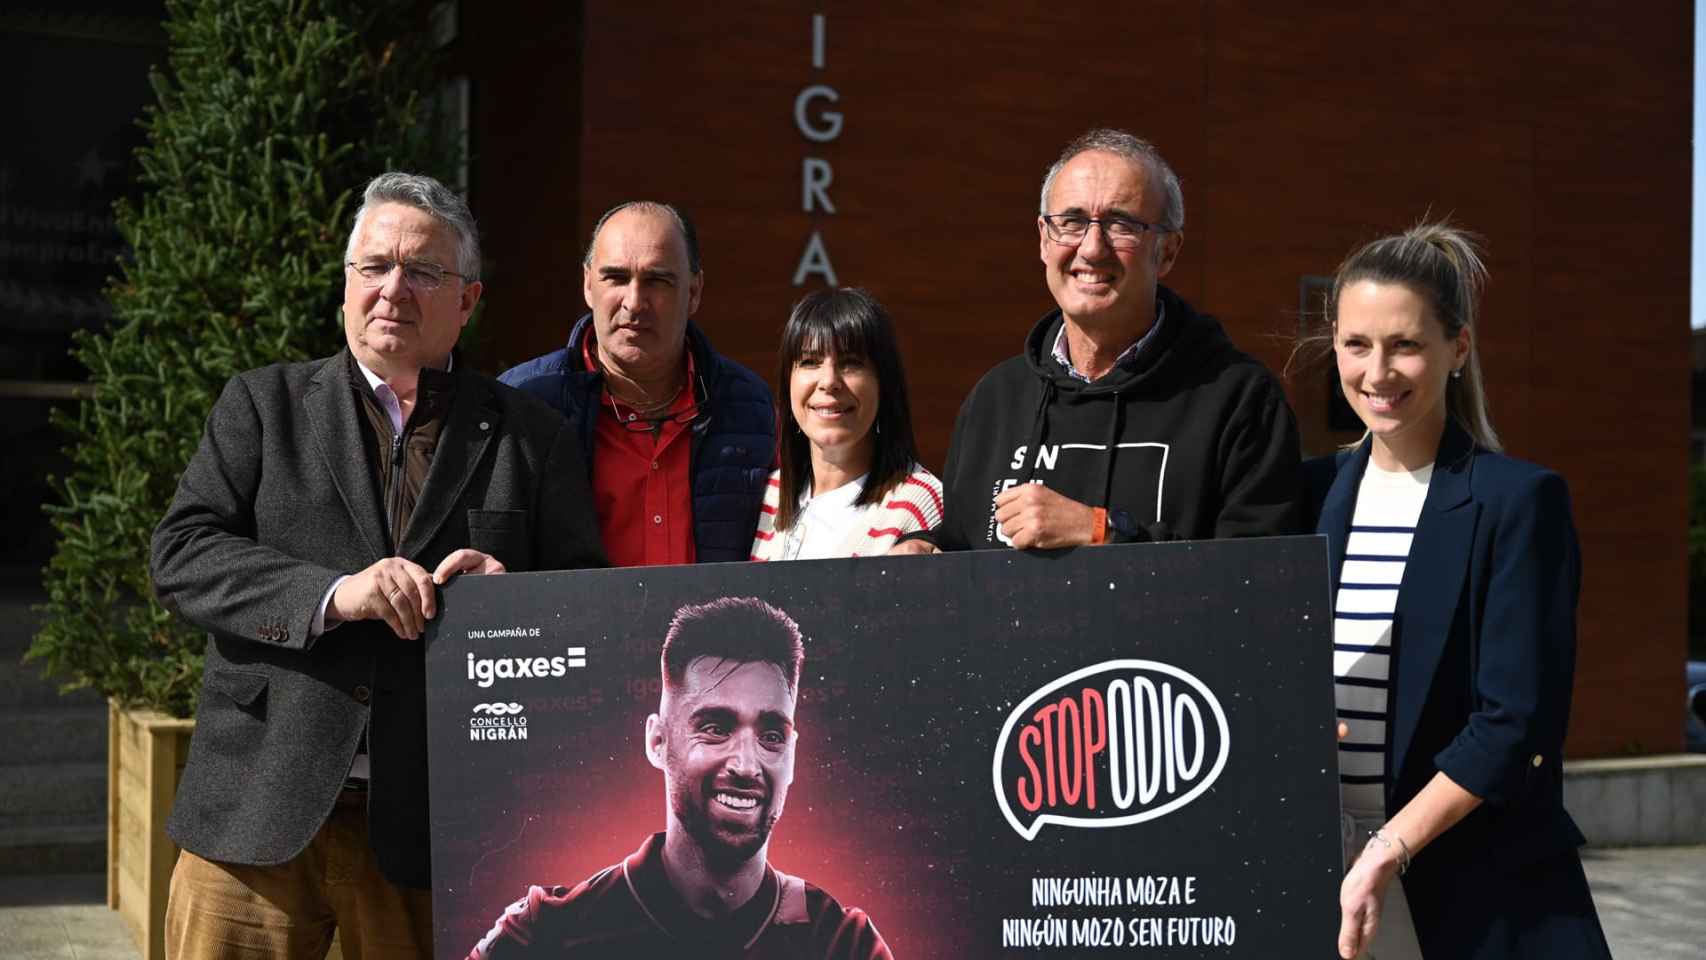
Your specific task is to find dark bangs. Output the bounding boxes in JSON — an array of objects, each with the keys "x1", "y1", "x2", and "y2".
[{"x1": 782, "y1": 302, "x2": 879, "y2": 366}]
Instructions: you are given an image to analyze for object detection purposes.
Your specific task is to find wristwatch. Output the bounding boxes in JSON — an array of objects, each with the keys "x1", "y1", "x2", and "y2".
[{"x1": 1105, "y1": 507, "x2": 1144, "y2": 543}]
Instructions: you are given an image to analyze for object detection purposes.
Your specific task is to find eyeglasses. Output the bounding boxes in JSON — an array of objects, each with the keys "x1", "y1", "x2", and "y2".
[
  {"x1": 1041, "y1": 213, "x2": 1168, "y2": 250},
  {"x1": 607, "y1": 375, "x2": 708, "y2": 432},
  {"x1": 346, "y1": 260, "x2": 468, "y2": 293}
]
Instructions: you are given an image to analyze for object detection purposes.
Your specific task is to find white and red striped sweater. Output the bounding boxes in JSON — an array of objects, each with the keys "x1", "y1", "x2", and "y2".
[{"x1": 750, "y1": 466, "x2": 943, "y2": 560}]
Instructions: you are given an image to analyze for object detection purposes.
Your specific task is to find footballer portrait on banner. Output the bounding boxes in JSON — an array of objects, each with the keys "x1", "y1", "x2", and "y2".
[{"x1": 466, "y1": 598, "x2": 892, "y2": 959}]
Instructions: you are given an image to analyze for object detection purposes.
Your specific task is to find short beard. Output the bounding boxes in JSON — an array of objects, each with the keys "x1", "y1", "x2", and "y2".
[{"x1": 673, "y1": 783, "x2": 777, "y2": 871}]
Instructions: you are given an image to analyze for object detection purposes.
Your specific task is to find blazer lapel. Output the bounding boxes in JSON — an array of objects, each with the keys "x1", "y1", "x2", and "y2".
[
  {"x1": 402, "y1": 371, "x2": 499, "y2": 558},
  {"x1": 1317, "y1": 440, "x2": 1371, "y2": 587},
  {"x1": 1388, "y1": 422, "x2": 1478, "y2": 784},
  {"x1": 305, "y1": 355, "x2": 388, "y2": 561}
]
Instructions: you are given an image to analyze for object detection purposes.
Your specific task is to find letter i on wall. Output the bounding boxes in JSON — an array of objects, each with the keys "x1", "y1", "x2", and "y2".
[{"x1": 794, "y1": 12, "x2": 839, "y2": 287}]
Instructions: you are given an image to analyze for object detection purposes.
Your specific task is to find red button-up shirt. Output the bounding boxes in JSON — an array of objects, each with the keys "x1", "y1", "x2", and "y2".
[{"x1": 588, "y1": 342, "x2": 698, "y2": 567}]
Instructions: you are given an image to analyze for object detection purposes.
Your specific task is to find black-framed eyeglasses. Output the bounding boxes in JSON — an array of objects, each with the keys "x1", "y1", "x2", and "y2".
[
  {"x1": 1041, "y1": 213, "x2": 1168, "y2": 250},
  {"x1": 346, "y1": 259, "x2": 469, "y2": 293}
]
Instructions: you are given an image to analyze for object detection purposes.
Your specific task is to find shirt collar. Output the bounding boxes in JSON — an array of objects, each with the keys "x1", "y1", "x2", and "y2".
[
  {"x1": 352, "y1": 354, "x2": 454, "y2": 435},
  {"x1": 626, "y1": 832, "x2": 784, "y2": 945},
  {"x1": 583, "y1": 332, "x2": 699, "y2": 409},
  {"x1": 352, "y1": 353, "x2": 454, "y2": 390},
  {"x1": 800, "y1": 473, "x2": 867, "y2": 509},
  {"x1": 1051, "y1": 297, "x2": 1166, "y2": 383}
]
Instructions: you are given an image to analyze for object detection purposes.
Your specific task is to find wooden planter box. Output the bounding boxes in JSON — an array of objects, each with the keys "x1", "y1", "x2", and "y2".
[
  {"x1": 104, "y1": 701, "x2": 346, "y2": 960},
  {"x1": 106, "y1": 699, "x2": 194, "y2": 960}
]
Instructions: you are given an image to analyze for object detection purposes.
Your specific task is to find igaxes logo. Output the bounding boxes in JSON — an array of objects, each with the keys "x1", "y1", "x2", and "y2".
[
  {"x1": 466, "y1": 648, "x2": 588, "y2": 688},
  {"x1": 993, "y1": 660, "x2": 1230, "y2": 841}
]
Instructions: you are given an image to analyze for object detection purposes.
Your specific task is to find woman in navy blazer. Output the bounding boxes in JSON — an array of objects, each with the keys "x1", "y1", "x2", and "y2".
[{"x1": 1303, "y1": 223, "x2": 1611, "y2": 959}]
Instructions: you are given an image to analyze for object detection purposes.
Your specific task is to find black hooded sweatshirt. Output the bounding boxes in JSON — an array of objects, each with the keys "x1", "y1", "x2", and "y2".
[{"x1": 927, "y1": 286, "x2": 1302, "y2": 550}]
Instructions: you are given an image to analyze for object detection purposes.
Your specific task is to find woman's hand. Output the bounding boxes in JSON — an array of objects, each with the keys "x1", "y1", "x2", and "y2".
[
  {"x1": 1333, "y1": 772, "x2": 1480, "y2": 956},
  {"x1": 1337, "y1": 835, "x2": 1404, "y2": 959}
]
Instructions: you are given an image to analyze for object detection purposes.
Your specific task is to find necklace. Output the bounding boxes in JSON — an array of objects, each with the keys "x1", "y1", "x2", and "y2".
[{"x1": 607, "y1": 377, "x2": 685, "y2": 419}]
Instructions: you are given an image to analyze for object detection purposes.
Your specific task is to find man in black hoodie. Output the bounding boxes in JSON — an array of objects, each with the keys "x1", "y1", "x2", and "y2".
[{"x1": 894, "y1": 129, "x2": 1301, "y2": 553}]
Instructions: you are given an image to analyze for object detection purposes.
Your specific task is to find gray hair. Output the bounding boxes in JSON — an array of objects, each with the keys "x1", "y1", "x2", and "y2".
[
  {"x1": 1039, "y1": 129, "x2": 1185, "y2": 233},
  {"x1": 345, "y1": 172, "x2": 481, "y2": 281},
  {"x1": 1326, "y1": 221, "x2": 1501, "y2": 452},
  {"x1": 582, "y1": 200, "x2": 702, "y2": 275}
]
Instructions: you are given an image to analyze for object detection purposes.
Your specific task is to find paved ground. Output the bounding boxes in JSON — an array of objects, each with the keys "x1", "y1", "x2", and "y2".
[
  {"x1": 3, "y1": 848, "x2": 1701, "y2": 956},
  {"x1": 0, "y1": 873, "x2": 132, "y2": 960},
  {"x1": 1581, "y1": 845, "x2": 1705, "y2": 959}
]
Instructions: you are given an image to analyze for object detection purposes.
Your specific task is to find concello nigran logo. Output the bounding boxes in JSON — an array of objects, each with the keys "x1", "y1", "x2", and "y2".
[{"x1": 993, "y1": 660, "x2": 1230, "y2": 841}]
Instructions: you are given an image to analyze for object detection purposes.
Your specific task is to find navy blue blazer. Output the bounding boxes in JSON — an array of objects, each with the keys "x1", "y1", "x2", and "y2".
[{"x1": 1304, "y1": 421, "x2": 1610, "y2": 959}]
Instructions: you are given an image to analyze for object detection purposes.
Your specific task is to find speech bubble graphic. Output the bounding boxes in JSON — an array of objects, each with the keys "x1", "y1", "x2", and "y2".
[{"x1": 993, "y1": 659, "x2": 1230, "y2": 841}]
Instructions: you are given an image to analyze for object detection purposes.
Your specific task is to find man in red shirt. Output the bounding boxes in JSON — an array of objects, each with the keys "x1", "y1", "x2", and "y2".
[{"x1": 500, "y1": 203, "x2": 775, "y2": 566}]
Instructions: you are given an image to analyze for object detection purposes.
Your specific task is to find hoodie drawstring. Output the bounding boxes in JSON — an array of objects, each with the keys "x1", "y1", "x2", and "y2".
[
  {"x1": 1018, "y1": 379, "x2": 1054, "y2": 484},
  {"x1": 1098, "y1": 390, "x2": 1123, "y2": 509},
  {"x1": 1021, "y1": 378, "x2": 1123, "y2": 511}
]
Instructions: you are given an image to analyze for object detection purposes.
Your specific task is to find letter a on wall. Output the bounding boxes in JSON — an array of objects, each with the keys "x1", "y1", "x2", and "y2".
[{"x1": 793, "y1": 230, "x2": 839, "y2": 286}]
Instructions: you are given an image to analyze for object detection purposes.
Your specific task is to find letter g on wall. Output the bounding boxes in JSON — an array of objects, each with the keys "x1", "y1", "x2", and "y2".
[{"x1": 794, "y1": 84, "x2": 842, "y2": 142}]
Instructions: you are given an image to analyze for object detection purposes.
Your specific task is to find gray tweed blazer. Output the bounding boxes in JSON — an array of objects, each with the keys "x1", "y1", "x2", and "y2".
[{"x1": 151, "y1": 350, "x2": 604, "y2": 888}]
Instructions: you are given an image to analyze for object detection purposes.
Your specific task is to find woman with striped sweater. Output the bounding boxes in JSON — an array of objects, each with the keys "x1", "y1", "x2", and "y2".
[
  {"x1": 1305, "y1": 224, "x2": 1610, "y2": 959},
  {"x1": 751, "y1": 289, "x2": 941, "y2": 561}
]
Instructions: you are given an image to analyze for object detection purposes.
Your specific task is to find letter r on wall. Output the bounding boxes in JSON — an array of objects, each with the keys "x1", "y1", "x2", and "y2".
[{"x1": 803, "y1": 158, "x2": 836, "y2": 214}]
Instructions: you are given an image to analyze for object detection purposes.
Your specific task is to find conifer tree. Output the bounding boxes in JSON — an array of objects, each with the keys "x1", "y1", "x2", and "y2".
[{"x1": 29, "y1": 0, "x2": 450, "y2": 716}]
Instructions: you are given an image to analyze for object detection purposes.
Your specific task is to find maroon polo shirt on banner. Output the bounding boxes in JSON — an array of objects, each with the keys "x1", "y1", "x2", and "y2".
[{"x1": 586, "y1": 339, "x2": 698, "y2": 567}]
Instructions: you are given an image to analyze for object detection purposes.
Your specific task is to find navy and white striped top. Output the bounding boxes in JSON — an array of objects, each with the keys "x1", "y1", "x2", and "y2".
[{"x1": 1334, "y1": 462, "x2": 1432, "y2": 814}]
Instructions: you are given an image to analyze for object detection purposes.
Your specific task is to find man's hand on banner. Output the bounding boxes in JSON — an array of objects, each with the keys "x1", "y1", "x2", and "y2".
[
  {"x1": 434, "y1": 548, "x2": 506, "y2": 583},
  {"x1": 994, "y1": 483, "x2": 1096, "y2": 549},
  {"x1": 328, "y1": 556, "x2": 439, "y2": 640}
]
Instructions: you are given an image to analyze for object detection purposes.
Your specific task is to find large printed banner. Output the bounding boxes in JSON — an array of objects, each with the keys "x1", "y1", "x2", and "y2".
[{"x1": 425, "y1": 536, "x2": 1341, "y2": 958}]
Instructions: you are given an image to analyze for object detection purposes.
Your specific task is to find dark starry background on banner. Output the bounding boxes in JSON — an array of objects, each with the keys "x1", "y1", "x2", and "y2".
[{"x1": 425, "y1": 536, "x2": 1341, "y2": 958}]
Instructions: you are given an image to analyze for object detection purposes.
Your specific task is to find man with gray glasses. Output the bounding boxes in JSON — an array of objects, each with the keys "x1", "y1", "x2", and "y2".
[
  {"x1": 893, "y1": 128, "x2": 1301, "y2": 554},
  {"x1": 152, "y1": 172, "x2": 604, "y2": 959}
]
